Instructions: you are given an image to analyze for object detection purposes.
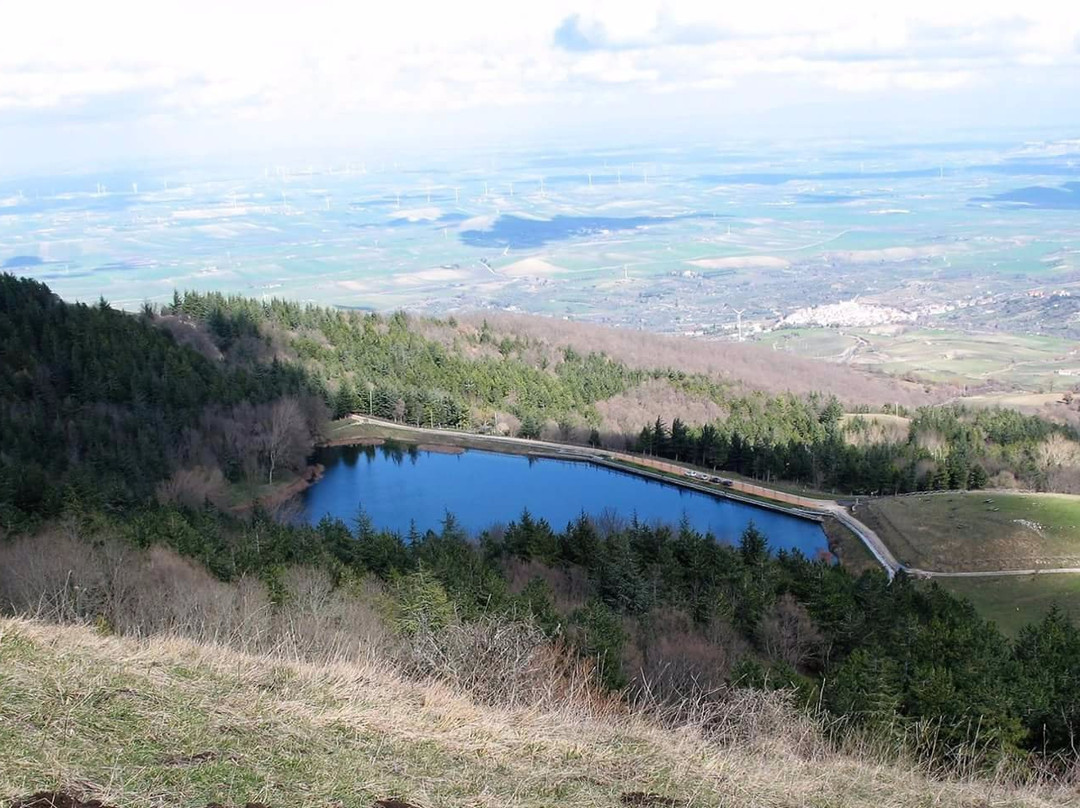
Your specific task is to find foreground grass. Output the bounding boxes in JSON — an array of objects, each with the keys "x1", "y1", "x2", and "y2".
[
  {"x1": 1, "y1": 619, "x2": 1073, "y2": 808},
  {"x1": 857, "y1": 491, "x2": 1080, "y2": 573},
  {"x1": 935, "y1": 575, "x2": 1080, "y2": 637}
]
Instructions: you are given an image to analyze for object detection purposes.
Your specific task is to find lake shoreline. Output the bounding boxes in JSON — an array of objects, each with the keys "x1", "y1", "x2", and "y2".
[
  {"x1": 303, "y1": 441, "x2": 832, "y2": 557},
  {"x1": 322, "y1": 420, "x2": 827, "y2": 525}
]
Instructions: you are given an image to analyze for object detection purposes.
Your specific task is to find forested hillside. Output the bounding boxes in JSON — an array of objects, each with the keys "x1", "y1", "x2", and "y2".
[
  {"x1": 2, "y1": 274, "x2": 1080, "y2": 786},
  {"x1": 0, "y1": 276, "x2": 323, "y2": 525},
  {"x1": 4, "y1": 273, "x2": 1078, "y2": 528},
  {"x1": 167, "y1": 286, "x2": 1080, "y2": 495},
  {"x1": 4, "y1": 273, "x2": 1079, "y2": 528}
]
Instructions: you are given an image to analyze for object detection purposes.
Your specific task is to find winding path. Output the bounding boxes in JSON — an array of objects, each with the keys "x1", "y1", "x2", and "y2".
[{"x1": 339, "y1": 415, "x2": 1079, "y2": 582}]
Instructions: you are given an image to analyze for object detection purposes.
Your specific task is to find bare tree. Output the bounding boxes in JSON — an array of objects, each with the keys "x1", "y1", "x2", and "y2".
[
  {"x1": 261, "y1": 397, "x2": 308, "y2": 484},
  {"x1": 760, "y1": 594, "x2": 824, "y2": 669}
]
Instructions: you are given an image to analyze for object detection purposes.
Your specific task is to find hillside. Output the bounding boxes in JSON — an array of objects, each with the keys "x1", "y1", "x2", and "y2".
[
  {"x1": 458, "y1": 311, "x2": 942, "y2": 408},
  {"x1": 1, "y1": 617, "x2": 1074, "y2": 808},
  {"x1": 3, "y1": 273, "x2": 1080, "y2": 788}
]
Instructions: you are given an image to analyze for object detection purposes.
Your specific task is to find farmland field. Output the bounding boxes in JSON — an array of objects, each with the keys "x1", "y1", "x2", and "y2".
[
  {"x1": 759, "y1": 327, "x2": 1080, "y2": 391},
  {"x1": 4, "y1": 138, "x2": 1080, "y2": 344}
]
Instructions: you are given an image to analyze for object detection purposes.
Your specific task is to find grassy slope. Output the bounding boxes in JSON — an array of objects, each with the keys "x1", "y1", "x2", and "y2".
[
  {"x1": 857, "y1": 492, "x2": 1080, "y2": 572},
  {"x1": 933, "y1": 575, "x2": 1080, "y2": 638},
  {"x1": 858, "y1": 492, "x2": 1080, "y2": 630},
  {"x1": 1, "y1": 618, "x2": 1071, "y2": 808}
]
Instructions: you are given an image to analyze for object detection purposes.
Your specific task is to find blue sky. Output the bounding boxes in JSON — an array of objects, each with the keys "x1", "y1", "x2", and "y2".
[{"x1": 2, "y1": 1, "x2": 1079, "y2": 170}]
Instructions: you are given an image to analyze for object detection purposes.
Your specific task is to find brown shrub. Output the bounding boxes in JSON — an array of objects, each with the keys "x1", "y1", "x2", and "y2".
[
  {"x1": 760, "y1": 594, "x2": 824, "y2": 670},
  {"x1": 0, "y1": 531, "x2": 393, "y2": 664},
  {"x1": 626, "y1": 609, "x2": 747, "y2": 701},
  {"x1": 399, "y1": 615, "x2": 609, "y2": 711},
  {"x1": 155, "y1": 465, "x2": 229, "y2": 509},
  {"x1": 504, "y1": 558, "x2": 590, "y2": 614}
]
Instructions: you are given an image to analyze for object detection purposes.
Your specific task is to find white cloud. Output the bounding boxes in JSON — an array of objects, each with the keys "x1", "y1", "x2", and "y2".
[{"x1": 1, "y1": 0, "x2": 1078, "y2": 158}]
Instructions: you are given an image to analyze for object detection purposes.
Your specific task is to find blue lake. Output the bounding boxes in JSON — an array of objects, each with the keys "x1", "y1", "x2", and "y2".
[{"x1": 302, "y1": 445, "x2": 831, "y2": 558}]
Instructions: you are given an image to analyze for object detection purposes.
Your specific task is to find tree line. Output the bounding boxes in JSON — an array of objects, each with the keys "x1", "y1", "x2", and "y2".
[
  {"x1": 630, "y1": 396, "x2": 1073, "y2": 494},
  {"x1": 165, "y1": 285, "x2": 1079, "y2": 495}
]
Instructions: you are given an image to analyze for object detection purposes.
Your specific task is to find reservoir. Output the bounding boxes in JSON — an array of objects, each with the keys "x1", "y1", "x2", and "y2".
[{"x1": 302, "y1": 444, "x2": 832, "y2": 558}]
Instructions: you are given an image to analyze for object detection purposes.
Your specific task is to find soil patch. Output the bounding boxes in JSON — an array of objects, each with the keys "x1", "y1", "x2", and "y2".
[
  {"x1": 10, "y1": 796, "x2": 269, "y2": 808},
  {"x1": 620, "y1": 793, "x2": 686, "y2": 807},
  {"x1": 374, "y1": 801, "x2": 421, "y2": 808},
  {"x1": 10, "y1": 794, "x2": 117, "y2": 808}
]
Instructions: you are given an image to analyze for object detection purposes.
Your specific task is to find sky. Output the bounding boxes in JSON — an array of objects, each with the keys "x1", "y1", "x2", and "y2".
[{"x1": 1, "y1": 0, "x2": 1079, "y2": 172}]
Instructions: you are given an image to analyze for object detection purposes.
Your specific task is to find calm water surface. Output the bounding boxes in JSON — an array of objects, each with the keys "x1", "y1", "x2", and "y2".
[{"x1": 302, "y1": 445, "x2": 831, "y2": 557}]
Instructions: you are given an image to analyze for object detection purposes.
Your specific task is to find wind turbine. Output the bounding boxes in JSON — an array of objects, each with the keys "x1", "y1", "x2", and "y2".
[
  {"x1": 539, "y1": 178, "x2": 546, "y2": 197},
  {"x1": 131, "y1": 182, "x2": 138, "y2": 194},
  {"x1": 587, "y1": 172, "x2": 593, "y2": 187},
  {"x1": 729, "y1": 307, "x2": 747, "y2": 342},
  {"x1": 508, "y1": 181, "x2": 514, "y2": 197},
  {"x1": 454, "y1": 187, "x2": 460, "y2": 204}
]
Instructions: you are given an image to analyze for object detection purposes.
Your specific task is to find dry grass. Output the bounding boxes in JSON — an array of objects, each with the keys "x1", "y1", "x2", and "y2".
[{"x1": 1, "y1": 617, "x2": 1076, "y2": 808}]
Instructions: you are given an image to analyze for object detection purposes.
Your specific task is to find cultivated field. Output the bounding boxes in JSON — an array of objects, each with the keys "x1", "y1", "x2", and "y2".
[{"x1": 856, "y1": 491, "x2": 1080, "y2": 573}]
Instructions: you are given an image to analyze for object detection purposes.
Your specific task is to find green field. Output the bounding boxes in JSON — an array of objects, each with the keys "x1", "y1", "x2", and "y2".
[
  {"x1": 756, "y1": 328, "x2": 861, "y2": 362},
  {"x1": 758, "y1": 327, "x2": 1080, "y2": 391},
  {"x1": 822, "y1": 516, "x2": 880, "y2": 575},
  {"x1": 859, "y1": 491, "x2": 1080, "y2": 632},
  {"x1": 932, "y1": 575, "x2": 1080, "y2": 636},
  {"x1": 858, "y1": 492, "x2": 1080, "y2": 573}
]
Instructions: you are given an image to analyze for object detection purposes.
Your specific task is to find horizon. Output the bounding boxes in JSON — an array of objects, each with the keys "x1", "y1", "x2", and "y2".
[{"x1": 3, "y1": 2, "x2": 1080, "y2": 173}]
